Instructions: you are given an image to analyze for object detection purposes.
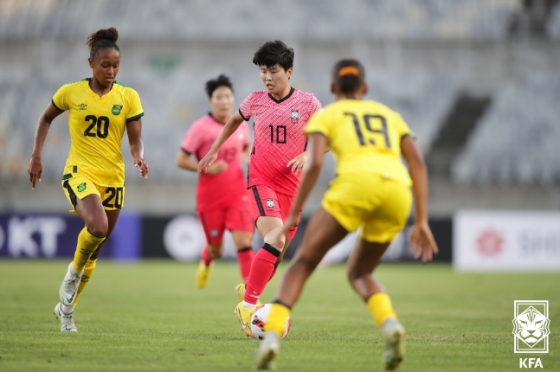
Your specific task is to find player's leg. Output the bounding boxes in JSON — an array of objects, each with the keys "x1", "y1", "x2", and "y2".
[
  {"x1": 196, "y1": 210, "x2": 225, "y2": 289},
  {"x1": 71, "y1": 209, "x2": 120, "y2": 308},
  {"x1": 236, "y1": 186, "x2": 285, "y2": 335},
  {"x1": 226, "y1": 204, "x2": 255, "y2": 283},
  {"x1": 256, "y1": 207, "x2": 347, "y2": 369}
]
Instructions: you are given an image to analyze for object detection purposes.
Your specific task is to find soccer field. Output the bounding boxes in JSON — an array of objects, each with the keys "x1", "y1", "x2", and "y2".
[{"x1": 0, "y1": 261, "x2": 557, "y2": 372}]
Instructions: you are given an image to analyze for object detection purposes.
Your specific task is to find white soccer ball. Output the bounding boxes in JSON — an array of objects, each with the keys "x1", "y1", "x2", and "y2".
[{"x1": 250, "y1": 304, "x2": 291, "y2": 340}]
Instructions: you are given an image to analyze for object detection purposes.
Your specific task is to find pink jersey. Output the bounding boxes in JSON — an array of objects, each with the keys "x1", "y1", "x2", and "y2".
[
  {"x1": 181, "y1": 113, "x2": 250, "y2": 209},
  {"x1": 239, "y1": 88, "x2": 322, "y2": 195}
]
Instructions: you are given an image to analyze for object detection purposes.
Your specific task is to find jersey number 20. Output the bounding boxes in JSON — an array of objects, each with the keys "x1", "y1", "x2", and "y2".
[{"x1": 84, "y1": 115, "x2": 110, "y2": 139}]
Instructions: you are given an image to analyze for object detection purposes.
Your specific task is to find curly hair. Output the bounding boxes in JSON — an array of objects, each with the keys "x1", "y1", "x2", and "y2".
[{"x1": 86, "y1": 27, "x2": 120, "y2": 59}]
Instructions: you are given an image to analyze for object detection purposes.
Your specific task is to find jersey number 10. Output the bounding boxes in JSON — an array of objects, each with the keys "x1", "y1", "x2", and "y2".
[
  {"x1": 84, "y1": 115, "x2": 110, "y2": 139},
  {"x1": 344, "y1": 112, "x2": 391, "y2": 149}
]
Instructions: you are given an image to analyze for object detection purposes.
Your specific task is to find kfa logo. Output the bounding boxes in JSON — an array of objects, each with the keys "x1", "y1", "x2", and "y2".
[
  {"x1": 519, "y1": 358, "x2": 543, "y2": 369},
  {"x1": 266, "y1": 199, "x2": 275, "y2": 209},
  {"x1": 513, "y1": 300, "x2": 550, "y2": 353},
  {"x1": 290, "y1": 109, "x2": 299, "y2": 122}
]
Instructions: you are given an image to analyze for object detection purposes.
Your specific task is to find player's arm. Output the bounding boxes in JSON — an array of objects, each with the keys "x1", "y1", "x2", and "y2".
[
  {"x1": 27, "y1": 103, "x2": 64, "y2": 189},
  {"x1": 198, "y1": 112, "x2": 244, "y2": 173},
  {"x1": 401, "y1": 136, "x2": 438, "y2": 262},
  {"x1": 176, "y1": 150, "x2": 199, "y2": 172},
  {"x1": 126, "y1": 119, "x2": 149, "y2": 179},
  {"x1": 283, "y1": 133, "x2": 327, "y2": 231}
]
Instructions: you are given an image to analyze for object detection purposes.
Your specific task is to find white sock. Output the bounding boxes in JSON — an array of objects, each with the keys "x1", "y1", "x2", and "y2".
[
  {"x1": 242, "y1": 301, "x2": 256, "y2": 309},
  {"x1": 61, "y1": 304, "x2": 74, "y2": 314}
]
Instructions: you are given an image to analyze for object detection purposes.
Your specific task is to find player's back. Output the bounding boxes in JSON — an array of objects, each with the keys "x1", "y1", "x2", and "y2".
[{"x1": 306, "y1": 99, "x2": 413, "y2": 186}]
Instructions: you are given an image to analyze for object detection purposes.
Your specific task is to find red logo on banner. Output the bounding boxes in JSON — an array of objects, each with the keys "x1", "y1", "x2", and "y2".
[{"x1": 476, "y1": 229, "x2": 504, "y2": 257}]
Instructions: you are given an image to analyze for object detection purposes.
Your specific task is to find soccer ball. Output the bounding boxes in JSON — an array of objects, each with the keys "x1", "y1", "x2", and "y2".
[{"x1": 250, "y1": 304, "x2": 291, "y2": 340}]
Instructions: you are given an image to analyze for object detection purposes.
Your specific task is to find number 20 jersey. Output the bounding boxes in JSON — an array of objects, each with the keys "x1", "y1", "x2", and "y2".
[
  {"x1": 306, "y1": 99, "x2": 414, "y2": 186},
  {"x1": 239, "y1": 88, "x2": 322, "y2": 196},
  {"x1": 52, "y1": 79, "x2": 144, "y2": 187}
]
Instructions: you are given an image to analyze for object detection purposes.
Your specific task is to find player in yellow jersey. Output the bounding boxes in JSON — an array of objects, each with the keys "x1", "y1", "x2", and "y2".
[
  {"x1": 255, "y1": 59, "x2": 439, "y2": 370},
  {"x1": 27, "y1": 28, "x2": 148, "y2": 332}
]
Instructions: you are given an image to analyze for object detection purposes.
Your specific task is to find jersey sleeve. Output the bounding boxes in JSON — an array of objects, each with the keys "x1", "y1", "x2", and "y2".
[
  {"x1": 125, "y1": 88, "x2": 145, "y2": 123},
  {"x1": 308, "y1": 95, "x2": 323, "y2": 116},
  {"x1": 305, "y1": 110, "x2": 330, "y2": 138},
  {"x1": 181, "y1": 122, "x2": 203, "y2": 155},
  {"x1": 393, "y1": 112, "x2": 415, "y2": 140},
  {"x1": 51, "y1": 84, "x2": 71, "y2": 111},
  {"x1": 238, "y1": 93, "x2": 255, "y2": 121}
]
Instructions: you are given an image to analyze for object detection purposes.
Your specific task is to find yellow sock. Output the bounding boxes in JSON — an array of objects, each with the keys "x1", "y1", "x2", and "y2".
[
  {"x1": 367, "y1": 292, "x2": 398, "y2": 328},
  {"x1": 71, "y1": 259, "x2": 97, "y2": 306},
  {"x1": 72, "y1": 228, "x2": 105, "y2": 271},
  {"x1": 263, "y1": 303, "x2": 291, "y2": 337}
]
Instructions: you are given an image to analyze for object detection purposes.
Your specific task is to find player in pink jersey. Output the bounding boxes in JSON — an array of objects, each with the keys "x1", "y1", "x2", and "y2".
[
  {"x1": 177, "y1": 74, "x2": 254, "y2": 289},
  {"x1": 198, "y1": 41, "x2": 322, "y2": 337}
]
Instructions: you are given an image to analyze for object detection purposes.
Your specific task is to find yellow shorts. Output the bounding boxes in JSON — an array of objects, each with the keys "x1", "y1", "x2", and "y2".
[
  {"x1": 61, "y1": 174, "x2": 125, "y2": 214},
  {"x1": 322, "y1": 174, "x2": 412, "y2": 243}
]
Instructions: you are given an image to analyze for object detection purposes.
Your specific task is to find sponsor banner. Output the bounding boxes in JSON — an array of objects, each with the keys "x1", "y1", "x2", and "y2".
[
  {"x1": 141, "y1": 215, "x2": 452, "y2": 263},
  {"x1": 453, "y1": 210, "x2": 560, "y2": 272},
  {"x1": 0, "y1": 212, "x2": 141, "y2": 261}
]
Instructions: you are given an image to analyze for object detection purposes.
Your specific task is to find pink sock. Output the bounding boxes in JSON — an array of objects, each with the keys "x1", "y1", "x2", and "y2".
[
  {"x1": 268, "y1": 266, "x2": 278, "y2": 282},
  {"x1": 243, "y1": 244, "x2": 279, "y2": 305},
  {"x1": 237, "y1": 247, "x2": 254, "y2": 283},
  {"x1": 201, "y1": 246, "x2": 213, "y2": 266}
]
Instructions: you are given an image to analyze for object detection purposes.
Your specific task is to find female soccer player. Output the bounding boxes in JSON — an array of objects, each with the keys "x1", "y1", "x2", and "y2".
[
  {"x1": 198, "y1": 41, "x2": 322, "y2": 336},
  {"x1": 27, "y1": 27, "x2": 148, "y2": 332},
  {"x1": 255, "y1": 59, "x2": 439, "y2": 370},
  {"x1": 176, "y1": 74, "x2": 254, "y2": 289}
]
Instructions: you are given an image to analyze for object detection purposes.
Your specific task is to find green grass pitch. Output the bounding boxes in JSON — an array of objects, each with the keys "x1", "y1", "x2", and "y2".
[{"x1": 0, "y1": 260, "x2": 558, "y2": 371}]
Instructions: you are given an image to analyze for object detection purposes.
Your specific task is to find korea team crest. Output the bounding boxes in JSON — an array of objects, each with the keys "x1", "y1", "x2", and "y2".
[
  {"x1": 512, "y1": 300, "x2": 550, "y2": 353},
  {"x1": 266, "y1": 199, "x2": 275, "y2": 209},
  {"x1": 291, "y1": 109, "x2": 299, "y2": 122}
]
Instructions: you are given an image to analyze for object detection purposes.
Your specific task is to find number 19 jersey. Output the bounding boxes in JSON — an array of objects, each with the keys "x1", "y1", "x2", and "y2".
[
  {"x1": 305, "y1": 99, "x2": 414, "y2": 186},
  {"x1": 239, "y1": 88, "x2": 322, "y2": 195},
  {"x1": 52, "y1": 79, "x2": 144, "y2": 187}
]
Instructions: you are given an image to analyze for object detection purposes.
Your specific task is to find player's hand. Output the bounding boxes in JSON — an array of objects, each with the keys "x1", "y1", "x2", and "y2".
[
  {"x1": 27, "y1": 155, "x2": 43, "y2": 189},
  {"x1": 287, "y1": 152, "x2": 309, "y2": 174},
  {"x1": 134, "y1": 157, "x2": 149, "y2": 179},
  {"x1": 198, "y1": 150, "x2": 218, "y2": 173},
  {"x1": 410, "y1": 221, "x2": 439, "y2": 263},
  {"x1": 281, "y1": 210, "x2": 299, "y2": 237},
  {"x1": 206, "y1": 160, "x2": 228, "y2": 175}
]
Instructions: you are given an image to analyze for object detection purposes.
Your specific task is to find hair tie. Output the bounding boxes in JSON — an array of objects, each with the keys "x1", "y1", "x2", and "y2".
[{"x1": 338, "y1": 66, "x2": 360, "y2": 76}]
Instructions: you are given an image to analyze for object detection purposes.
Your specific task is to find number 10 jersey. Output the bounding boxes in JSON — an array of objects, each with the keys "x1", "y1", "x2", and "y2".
[
  {"x1": 239, "y1": 88, "x2": 322, "y2": 196},
  {"x1": 52, "y1": 78, "x2": 144, "y2": 187}
]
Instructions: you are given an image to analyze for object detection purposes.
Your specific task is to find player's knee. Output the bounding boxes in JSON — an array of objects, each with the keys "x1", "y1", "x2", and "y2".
[
  {"x1": 87, "y1": 220, "x2": 108, "y2": 238},
  {"x1": 294, "y1": 255, "x2": 319, "y2": 272},
  {"x1": 208, "y1": 243, "x2": 224, "y2": 259}
]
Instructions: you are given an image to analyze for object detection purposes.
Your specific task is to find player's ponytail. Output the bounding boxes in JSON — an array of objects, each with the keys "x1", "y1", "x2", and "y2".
[
  {"x1": 86, "y1": 27, "x2": 120, "y2": 59},
  {"x1": 333, "y1": 59, "x2": 365, "y2": 95}
]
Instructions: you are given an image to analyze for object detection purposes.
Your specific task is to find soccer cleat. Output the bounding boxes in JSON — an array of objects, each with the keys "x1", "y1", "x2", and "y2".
[
  {"x1": 234, "y1": 302, "x2": 255, "y2": 337},
  {"x1": 53, "y1": 302, "x2": 77, "y2": 332},
  {"x1": 195, "y1": 260, "x2": 214, "y2": 289},
  {"x1": 234, "y1": 283, "x2": 262, "y2": 306},
  {"x1": 255, "y1": 331, "x2": 280, "y2": 370},
  {"x1": 381, "y1": 317, "x2": 405, "y2": 371},
  {"x1": 59, "y1": 262, "x2": 82, "y2": 306}
]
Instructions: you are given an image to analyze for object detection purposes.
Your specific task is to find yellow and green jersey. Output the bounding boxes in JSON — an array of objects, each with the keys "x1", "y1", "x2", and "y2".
[
  {"x1": 305, "y1": 99, "x2": 414, "y2": 186},
  {"x1": 52, "y1": 78, "x2": 144, "y2": 186}
]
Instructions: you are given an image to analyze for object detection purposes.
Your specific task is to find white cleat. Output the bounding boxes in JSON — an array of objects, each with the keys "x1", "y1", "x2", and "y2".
[
  {"x1": 53, "y1": 302, "x2": 77, "y2": 332},
  {"x1": 381, "y1": 317, "x2": 405, "y2": 371},
  {"x1": 255, "y1": 331, "x2": 280, "y2": 370},
  {"x1": 59, "y1": 262, "x2": 82, "y2": 306}
]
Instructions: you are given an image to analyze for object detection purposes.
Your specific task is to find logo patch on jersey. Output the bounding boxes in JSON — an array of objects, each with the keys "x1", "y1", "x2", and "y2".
[
  {"x1": 78, "y1": 103, "x2": 87, "y2": 111},
  {"x1": 77, "y1": 183, "x2": 87, "y2": 192},
  {"x1": 211, "y1": 229, "x2": 219, "y2": 238},
  {"x1": 112, "y1": 105, "x2": 123, "y2": 115},
  {"x1": 266, "y1": 199, "x2": 275, "y2": 209},
  {"x1": 291, "y1": 110, "x2": 299, "y2": 122}
]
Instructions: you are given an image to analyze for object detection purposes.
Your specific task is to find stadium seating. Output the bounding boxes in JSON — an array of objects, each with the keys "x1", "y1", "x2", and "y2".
[{"x1": 452, "y1": 74, "x2": 560, "y2": 185}]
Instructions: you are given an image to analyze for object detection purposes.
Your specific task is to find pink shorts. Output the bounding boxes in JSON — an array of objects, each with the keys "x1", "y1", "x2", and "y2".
[
  {"x1": 198, "y1": 206, "x2": 254, "y2": 245},
  {"x1": 249, "y1": 185, "x2": 302, "y2": 239}
]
